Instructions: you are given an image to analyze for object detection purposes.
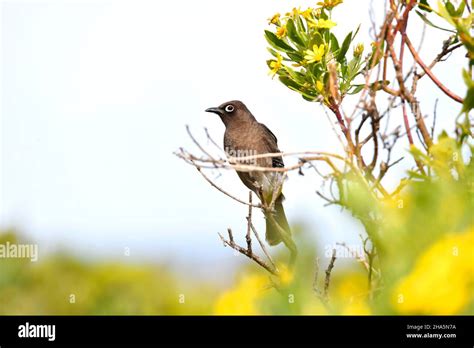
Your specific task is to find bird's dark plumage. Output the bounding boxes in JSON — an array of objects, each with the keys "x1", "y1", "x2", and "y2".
[{"x1": 205, "y1": 100, "x2": 291, "y2": 246}]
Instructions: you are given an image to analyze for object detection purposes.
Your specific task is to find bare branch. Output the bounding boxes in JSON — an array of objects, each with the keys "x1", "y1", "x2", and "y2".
[
  {"x1": 404, "y1": 36, "x2": 463, "y2": 103},
  {"x1": 248, "y1": 220, "x2": 276, "y2": 270},
  {"x1": 245, "y1": 192, "x2": 253, "y2": 254},
  {"x1": 218, "y1": 229, "x2": 277, "y2": 276},
  {"x1": 193, "y1": 163, "x2": 261, "y2": 208},
  {"x1": 324, "y1": 249, "x2": 337, "y2": 300},
  {"x1": 313, "y1": 249, "x2": 337, "y2": 306}
]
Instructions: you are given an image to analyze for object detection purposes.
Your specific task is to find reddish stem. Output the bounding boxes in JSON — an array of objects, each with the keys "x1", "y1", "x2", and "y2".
[
  {"x1": 329, "y1": 103, "x2": 348, "y2": 136},
  {"x1": 404, "y1": 36, "x2": 463, "y2": 104},
  {"x1": 401, "y1": 101, "x2": 414, "y2": 145}
]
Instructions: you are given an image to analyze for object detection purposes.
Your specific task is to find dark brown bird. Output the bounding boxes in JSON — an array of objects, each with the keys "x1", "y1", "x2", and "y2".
[{"x1": 205, "y1": 100, "x2": 291, "y2": 246}]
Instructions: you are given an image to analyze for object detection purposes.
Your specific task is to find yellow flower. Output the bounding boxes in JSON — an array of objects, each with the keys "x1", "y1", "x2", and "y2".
[
  {"x1": 277, "y1": 263, "x2": 294, "y2": 285},
  {"x1": 268, "y1": 13, "x2": 280, "y2": 25},
  {"x1": 301, "y1": 8, "x2": 313, "y2": 19},
  {"x1": 292, "y1": 7, "x2": 301, "y2": 17},
  {"x1": 316, "y1": 80, "x2": 325, "y2": 93},
  {"x1": 285, "y1": 7, "x2": 301, "y2": 17},
  {"x1": 214, "y1": 274, "x2": 268, "y2": 315},
  {"x1": 309, "y1": 18, "x2": 337, "y2": 29},
  {"x1": 317, "y1": 0, "x2": 344, "y2": 9},
  {"x1": 304, "y1": 44, "x2": 325, "y2": 63},
  {"x1": 341, "y1": 301, "x2": 372, "y2": 315},
  {"x1": 334, "y1": 273, "x2": 372, "y2": 315},
  {"x1": 269, "y1": 54, "x2": 283, "y2": 77},
  {"x1": 354, "y1": 43, "x2": 364, "y2": 57},
  {"x1": 276, "y1": 25, "x2": 287, "y2": 39},
  {"x1": 392, "y1": 227, "x2": 474, "y2": 315}
]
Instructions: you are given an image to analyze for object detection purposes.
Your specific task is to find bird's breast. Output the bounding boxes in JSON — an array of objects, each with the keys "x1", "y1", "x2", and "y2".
[{"x1": 224, "y1": 123, "x2": 273, "y2": 168}]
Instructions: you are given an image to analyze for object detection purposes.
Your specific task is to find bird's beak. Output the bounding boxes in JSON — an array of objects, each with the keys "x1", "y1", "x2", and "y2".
[{"x1": 205, "y1": 107, "x2": 223, "y2": 116}]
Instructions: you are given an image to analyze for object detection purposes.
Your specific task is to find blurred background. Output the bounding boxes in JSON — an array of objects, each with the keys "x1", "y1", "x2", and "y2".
[{"x1": 1, "y1": 0, "x2": 469, "y2": 314}]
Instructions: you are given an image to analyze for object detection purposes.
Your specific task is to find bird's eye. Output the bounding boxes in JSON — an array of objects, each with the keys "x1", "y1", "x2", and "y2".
[{"x1": 225, "y1": 105, "x2": 235, "y2": 113}]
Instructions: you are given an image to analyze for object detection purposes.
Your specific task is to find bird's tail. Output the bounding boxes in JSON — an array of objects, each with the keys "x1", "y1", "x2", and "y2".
[{"x1": 264, "y1": 195, "x2": 291, "y2": 246}]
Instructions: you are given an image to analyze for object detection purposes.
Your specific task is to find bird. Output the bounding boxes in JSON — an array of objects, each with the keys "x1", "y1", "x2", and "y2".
[{"x1": 205, "y1": 100, "x2": 291, "y2": 246}]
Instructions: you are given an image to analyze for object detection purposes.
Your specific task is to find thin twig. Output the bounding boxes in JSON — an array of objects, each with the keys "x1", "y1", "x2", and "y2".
[
  {"x1": 313, "y1": 249, "x2": 337, "y2": 306},
  {"x1": 218, "y1": 229, "x2": 277, "y2": 275},
  {"x1": 204, "y1": 127, "x2": 225, "y2": 153},
  {"x1": 186, "y1": 125, "x2": 219, "y2": 163},
  {"x1": 248, "y1": 221, "x2": 276, "y2": 270},
  {"x1": 404, "y1": 36, "x2": 463, "y2": 104},
  {"x1": 193, "y1": 164, "x2": 261, "y2": 208},
  {"x1": 323, "y1": 249, "x2": 337, "y2": 300},
  {"x1": 431, "y1": 99, "x2": 438, "y2": 139},
  {"x1": 245, "y1": 192, "x2": 253, "y2": 254}
]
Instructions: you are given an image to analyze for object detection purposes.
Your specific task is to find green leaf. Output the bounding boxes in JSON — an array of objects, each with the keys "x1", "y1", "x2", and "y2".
[
  {"x1": 436, "y1": 0, "x2": 456, "y2": 26},
  {"x1": 279, "y1": 76, "x2": 318, "y2": 101},
  {"x1": 308, "y1": 31, "x2": 324, "y2": 48},
  {"x1": 409, "y1": 145, "x2": 430, "y2": 163},
  {"x1": 347, "y1": 84, "x2": 365, "y2": 95},
  {"x1": 415, "y1": 10, "x2": 456, "y2": 33},
  {"x1": 266, "y1": 59, "x2": 278, "y2": 71},
  {"x1": 462, "y1": 68, "x2": 474, "y2": 87},
  {"x1": 302, "y1": 94, "x2": 316, "y2": 101},
  {"x1": 279, "y1": 75, "x2": 303, "y2": 90},
  {"x1": 320, "y1": 8, "x2": 328, "y2": 20},
  {"x1": 407, "y1": 170, "x2": 427, "y2": 180},
  {"x1": 337, "y1": 31, "x2": 352, "y2": 63},
  {"x1": 296, "y1": 15, "x2": 306, "y2": 33},
  {"x1": 284, "y1": 66, "x2": 306, "y2": 84},
  {"x1": 418, "y1": 0, "x2": 433, "y2": 12},
  {"x1": 347, "y1": 55, "x2": 362, "y2": 80},
  {"x1": 341, "y1": 63, "x2": 348, "y2": 77},
  {"x1": 329, "y1": 33, "x2": 340, "y2": 57},
  {"x1": 445, "y1": 0, "x2": 457, "y2": 16},
  {"x1": 454, "y1": 1, "x2": 465, "y2": 17},
  {"x1": 311, "y1": 62, "x2": 323, "y2": 78},
  {"x1": 287, "y1": 51, "x2": 304, "y2": 63},
  {"x1": 353, "y1": 24, "x2": 361, "y2": 39},
  {"x1": 267, "y1": 47, "x2": 279, "y2": 58},
  {"x1": 461, "y1": 86, "x2": 474, "y2": 113},
  {"x1": 286, "y1": 19, "x2": 305, "y2": 47},
  {"x1": 264, "y1": 30, "x2": 296, "y2": 53}
]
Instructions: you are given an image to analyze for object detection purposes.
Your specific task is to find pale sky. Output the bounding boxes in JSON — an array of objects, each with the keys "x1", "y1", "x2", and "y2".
[{"x1": 0, "y1": 0, "x2": 467, "y2": 279}]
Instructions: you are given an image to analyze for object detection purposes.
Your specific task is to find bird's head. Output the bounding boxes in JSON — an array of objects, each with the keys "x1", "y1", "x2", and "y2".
[{"x1": 205, "y1": 100, "x2": 255, "y2": 127}]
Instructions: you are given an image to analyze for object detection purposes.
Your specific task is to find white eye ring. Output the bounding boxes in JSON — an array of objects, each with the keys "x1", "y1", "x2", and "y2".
[{"x1": 225, "y1": 105, "x2": 234, "y2": 113}]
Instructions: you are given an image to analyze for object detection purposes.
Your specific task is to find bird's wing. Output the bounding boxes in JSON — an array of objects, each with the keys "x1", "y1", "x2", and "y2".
[
  {"x1": 259, "y1": 123, "x2": 278, "y2": 144},
  {"x1": 258, "y1": 123, "x2": 285, "y2": 168}
]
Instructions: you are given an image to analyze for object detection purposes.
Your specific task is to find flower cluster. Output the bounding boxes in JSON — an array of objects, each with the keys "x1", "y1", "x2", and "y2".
[
  {"x1": 213, "y1": 274, "x2": 267, "y2": 315},
  {"x1": 265, "y1": 1, "x2": 369, "y2": 104}
]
